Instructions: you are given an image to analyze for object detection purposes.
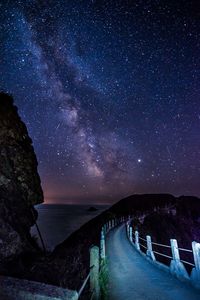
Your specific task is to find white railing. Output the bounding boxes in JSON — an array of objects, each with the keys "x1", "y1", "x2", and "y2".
[
  {"x1": 77, "y1": 216, "x2": 129, "y2": 299},
  {"x1": 78, "y1": 215, "x2": 200, "y2": 299},
  {"x1": 126, "y1": 221, "x2": 200, "y2": 289},
  {"x1": 78, "y1": 265, "x2": 94, "y2": 299}
]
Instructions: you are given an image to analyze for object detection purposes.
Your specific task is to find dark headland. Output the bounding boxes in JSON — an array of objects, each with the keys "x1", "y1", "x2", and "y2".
[
  {"x1": 87, "y1": 206, "x2": 98, "y2": 212},
  {"x1": 0, "y1": 93, "x2": 200, "y2": 295}
]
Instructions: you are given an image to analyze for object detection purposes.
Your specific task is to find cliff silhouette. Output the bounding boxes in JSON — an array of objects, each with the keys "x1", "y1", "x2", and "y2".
[
  {"x1": 0, "y1": 92, "x2": 43, "y2": 274},
  {"x1": 0, "y1": 93, "x2": 200, "y2": 297}
]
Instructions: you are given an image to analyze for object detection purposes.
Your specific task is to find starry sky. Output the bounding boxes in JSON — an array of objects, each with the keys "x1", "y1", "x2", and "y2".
[{"x1": 1, "y1": 0, "x2": 200, "y2": 204}]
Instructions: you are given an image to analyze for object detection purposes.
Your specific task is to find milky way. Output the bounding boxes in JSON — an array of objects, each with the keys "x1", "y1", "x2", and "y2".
[{"x1": 1, "y1": 0, "x2": 200, "y2": 203}]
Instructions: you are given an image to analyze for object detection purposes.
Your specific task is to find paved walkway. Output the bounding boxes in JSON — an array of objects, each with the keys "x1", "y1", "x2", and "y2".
[{"x1": 106, "y1": 224, "x2": 200, "y2": 300}]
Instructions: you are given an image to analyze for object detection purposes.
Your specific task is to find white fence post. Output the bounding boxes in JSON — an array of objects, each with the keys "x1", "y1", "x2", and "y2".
[
  {"x1": 90, "y1": 246, "x2": 100, "y2": 300},
  {"x1": 129, "y1": 226, "x2": 133, "y2": 242},
  {"x1": 100, "y1": 228, "x2": 106, "y2": 260},
  {"x1": 170, "y1": 239, "x2": 189, "y2": 280},
  {"x1": 127, "y1": 223, "x2": 130, "y2": 236},
  {"x1": 135, "y1": 231, "x2": 140, "y2": 251},
  {"x1": 191, "y1": 241, "x2": 200, "y2": 288},
  {"x1": 146, "y1": 235, "x2": 155, "y2": 261}
]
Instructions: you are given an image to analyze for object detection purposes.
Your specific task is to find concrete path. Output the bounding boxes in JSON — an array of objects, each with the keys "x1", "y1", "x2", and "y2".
[{"x1": 106, "y1": 224, "x2": 200, "y2": 300}]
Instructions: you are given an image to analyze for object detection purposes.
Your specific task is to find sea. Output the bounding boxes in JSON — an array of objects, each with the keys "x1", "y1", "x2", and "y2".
[{"x1": 31, "y1": 204, "x2": 109, "y2": 251}]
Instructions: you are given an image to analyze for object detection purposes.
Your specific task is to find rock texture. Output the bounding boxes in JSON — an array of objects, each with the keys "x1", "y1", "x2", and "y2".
[
  {"x1": 0, "y1": 92, "x2": 43, "y2": 266},
  {"x1": 0, "y1": 276, "x2": 78, "y2": 300}
]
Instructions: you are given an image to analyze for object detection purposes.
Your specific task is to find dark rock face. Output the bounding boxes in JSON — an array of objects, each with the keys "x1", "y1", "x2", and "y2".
[
  {"x1": 0, "y1": 93, "x2": 43, "y2": 264},
  {"x1": 87, "y1": 206, "x2": 98, "y2": 212}
]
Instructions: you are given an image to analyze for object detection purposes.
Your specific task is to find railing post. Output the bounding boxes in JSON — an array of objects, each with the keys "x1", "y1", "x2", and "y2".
[
  {"x1": 90, "y1": 246, "x2": 100, "y2": 300},
  {"x1": 146, "y1": 235, "x2": 155, "y2": 261},
  {"x1": 100, "y1": 228, "x2": 106, "y2": 260},
  {"x1": 109, "y1": 220, "x2": 111, "y2": 230},
  {"x1": 129, "y1": 226, "x2": 133, "y2": 242},
  {"x1": 191, "y1": 241, "x2": 200, "y2": 288},
  {"x1": 170, "y1": 239, "x2": 189, "y2": 280},
  {"x1": 135, "y1": 231, "x2": 140, "y2": 251},
  {"x1": 127, "y1": 223, "x2": 129, "y2": 236}
]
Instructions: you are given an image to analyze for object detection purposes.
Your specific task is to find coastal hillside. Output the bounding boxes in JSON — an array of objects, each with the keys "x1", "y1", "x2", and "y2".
[
  {"x1": 27, "y1": 194, "x2": 200, "y2": 292},
  {"x1": 0, "y1": 93, "x2": 199, "y2": 298}
]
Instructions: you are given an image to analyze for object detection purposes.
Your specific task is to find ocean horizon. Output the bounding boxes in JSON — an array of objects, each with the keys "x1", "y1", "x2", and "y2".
[{"x1": 31, "y1": 204, "x2": 109, "y2": 251}]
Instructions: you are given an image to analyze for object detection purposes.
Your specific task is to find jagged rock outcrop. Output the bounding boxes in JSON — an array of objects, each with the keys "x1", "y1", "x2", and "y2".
[{"x1": 0, "y1": 92, "x2": 43, "y2": 266}]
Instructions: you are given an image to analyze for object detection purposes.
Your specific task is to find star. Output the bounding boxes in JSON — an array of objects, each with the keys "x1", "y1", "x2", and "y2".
[{"x1": 1, "y1": 0, "x2": 199, "y2": 203}]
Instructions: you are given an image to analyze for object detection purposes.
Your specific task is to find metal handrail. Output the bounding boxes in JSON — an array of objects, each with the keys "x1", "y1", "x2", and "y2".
[
  {"x1": 153, "y1": 251, "x2": 172, "y2": 259},
  {"x1": 139, "y1": 236, "x2": 146, "y2": 242},
  {"x1": 130, "y1": 231, "x2": 195, "y2": 267},
  {"x1": 78, "y1": 266, "x2": 94, "y2": 298},
  {"x1": 151, "y1": 241, "x2": 171, "y2": 249},
  {"x1": 139, "y1": 235, "x2": 193, "y2": 253},
  {"x1": 180, "y1": 259, "x2": 195, "y2": 267},
  {"x1": 178, "y1": 247, "x2": 193, "y2": 253},
  {"x1": 140, "y1": 243, "x2": 147, "y2": 250}
]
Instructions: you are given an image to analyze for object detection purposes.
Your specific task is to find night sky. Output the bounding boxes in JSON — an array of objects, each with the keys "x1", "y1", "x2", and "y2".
[{"x1": 1, "y1": 0, "x2": 200, "y2": 204}]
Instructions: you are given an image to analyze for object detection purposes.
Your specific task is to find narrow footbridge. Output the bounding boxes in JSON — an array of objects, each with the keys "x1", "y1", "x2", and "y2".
[
  {"x1": 2, "y1": 217, "x2": 200, "y2": 300},
  {"x1": 106, "y1": 223, "x2": 200, "y2": 300}
]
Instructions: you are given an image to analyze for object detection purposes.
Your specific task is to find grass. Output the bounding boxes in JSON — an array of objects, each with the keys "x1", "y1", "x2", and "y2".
[{"x1": 99, "y1": 258, "x2": 109, "y2": 300}]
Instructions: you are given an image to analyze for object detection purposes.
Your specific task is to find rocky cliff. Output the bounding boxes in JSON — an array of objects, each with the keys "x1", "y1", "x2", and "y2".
[
  {"x1": 0, "y1": 96, "x2": 199, "y2": 295},
  {"x1": 0, "y1": 92, "x2": 43, "y2": 270}
]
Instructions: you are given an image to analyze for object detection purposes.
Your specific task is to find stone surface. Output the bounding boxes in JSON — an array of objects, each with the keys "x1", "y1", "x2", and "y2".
[
  {"x1": 0, "y1": 93, "x2": 43, "y2": 265},
  {"x1": 0, "y1": 276, "x2": 78, "y2": 300}
]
